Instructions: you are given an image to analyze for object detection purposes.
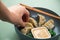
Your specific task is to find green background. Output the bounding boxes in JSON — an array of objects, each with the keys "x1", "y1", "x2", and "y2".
[{"x1": 0, "y1": 0, "x2": 60, "y2": 40}]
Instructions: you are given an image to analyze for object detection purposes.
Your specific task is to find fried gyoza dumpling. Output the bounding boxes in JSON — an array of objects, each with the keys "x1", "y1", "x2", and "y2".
[
  {"x1": 28, "y1": 17, "x2": 37, "y2": 27},
  {"x1": 42, "y1": 19, "x2": 54, "y2": 29},
  {"x1": 38, "y1": 14, "x2": 46, "y2": 26},
  {"x1": 21, "y1": 22, "x2": 34, "y2": 35},
  {"x1": 31, "y1": 27, "x2": 51, "y2": 39},
  {"x1": 25, "y1": 22, "x2": 34, "y2": 28}
]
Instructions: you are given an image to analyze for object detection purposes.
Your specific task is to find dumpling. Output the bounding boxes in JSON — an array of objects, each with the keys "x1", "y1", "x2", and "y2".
[
  {"x1": 28, "y1": 17, "x2": 37, "y2": 27},
  {"x1": 25, "y1": 22, "x2": 34, "y2": 28},
  {"x1": 42, "y1": 19, "x2": 54, "y2": 29},
  {"x1": 31, "y1": 27, "x2": 51, "y2": 39},
  {"x1": 37, "y1": 14, "x2": 46, "y2": 26},
  {"x1": 21, "y1": 22, "x2": 34, "y2": 35}
]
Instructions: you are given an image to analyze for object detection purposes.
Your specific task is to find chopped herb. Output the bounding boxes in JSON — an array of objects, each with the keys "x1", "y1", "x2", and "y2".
[
  {"x1": 27, "y1": 32, "x2": 33, "y2": 37},
  {"x1": 49, "y1": 29, "x2": 56, "y2": 37}
]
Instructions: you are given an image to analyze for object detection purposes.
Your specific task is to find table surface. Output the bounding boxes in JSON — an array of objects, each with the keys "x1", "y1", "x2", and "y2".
[{"x1": 0, "y1": 0, "x2": 60, "y2": 40}]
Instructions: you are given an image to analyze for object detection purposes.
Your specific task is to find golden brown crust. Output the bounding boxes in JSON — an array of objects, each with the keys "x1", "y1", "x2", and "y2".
[
  {"x1": 28, "y1": 17, "x2": 37, "y2": 27},
  {"x1": 38, "y1": 14, "x2": 46, "y2": 26},
  {"x1": 42, "y1": 19, "x2": 54, "y2": 29},
  {"x1": 21, "y1": 22, "x2": 34, "y2": 35},
  {"x1": 31, "y1": 27, "x2": 51, "y2": 39}
]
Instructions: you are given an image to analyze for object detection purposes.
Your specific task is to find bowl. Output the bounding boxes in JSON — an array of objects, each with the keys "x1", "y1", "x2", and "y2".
[{"x1": 15, "y1": 7, "x2": 60, "y2": 40}]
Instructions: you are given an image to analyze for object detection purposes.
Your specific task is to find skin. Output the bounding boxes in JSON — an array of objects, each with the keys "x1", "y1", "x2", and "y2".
[{"x1": 0, "y1": 1, "x2": 30, "y2": 27}]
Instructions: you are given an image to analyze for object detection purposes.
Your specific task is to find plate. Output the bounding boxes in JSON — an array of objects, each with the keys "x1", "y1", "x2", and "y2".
[{"x1": 15, "y1": 7, "x2": 60, "y2": 40}]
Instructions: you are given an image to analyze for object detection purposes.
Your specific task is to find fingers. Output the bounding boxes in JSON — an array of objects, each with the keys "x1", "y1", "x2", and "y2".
[
  {"x1": 18, "y1": 18, "x2": 26, "y2": 27},
  {"x1": 8, "y1": 4, "x2": 30, "y2": 27},
  {"x1": 19, "y1": 9, "x2": 30, "y2": 27},
  {"x1": 24, "y1": 9, "x2": 30, "y2": 22}
]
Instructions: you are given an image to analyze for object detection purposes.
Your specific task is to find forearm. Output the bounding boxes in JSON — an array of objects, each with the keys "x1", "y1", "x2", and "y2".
[{"x1": 0, "y1": 1, "x2": 11, "y2": 21}]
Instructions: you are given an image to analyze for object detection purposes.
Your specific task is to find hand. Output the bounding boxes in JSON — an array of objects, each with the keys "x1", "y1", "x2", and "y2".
[{"x1": 8, "y1": 4, "x2": 30, "y2": 27}]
